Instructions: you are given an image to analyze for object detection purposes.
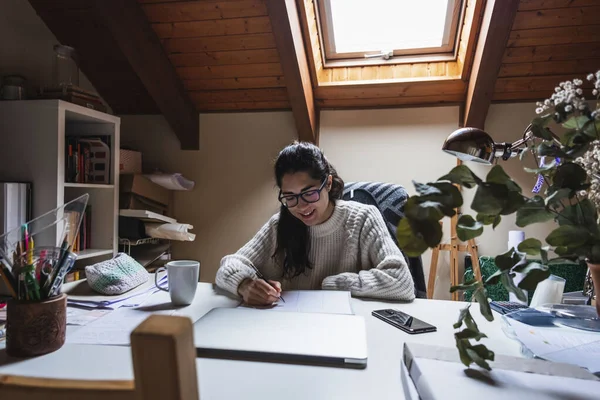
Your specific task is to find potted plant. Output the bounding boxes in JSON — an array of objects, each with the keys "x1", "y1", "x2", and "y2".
[{"x1": 397, "y1": 70, "x2": 600, "y2": 370}]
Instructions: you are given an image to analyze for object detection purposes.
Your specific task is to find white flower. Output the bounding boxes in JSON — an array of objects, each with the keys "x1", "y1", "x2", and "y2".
[
  {"x1": 589, "y1": 74, "x2": 595, "y2": 81},
  {"x1": 555, "y1": 86, "x2": 562, "y2": 93},
  {"x1": 577, "y1": 88, "x2": 583, "y2": 95},
  {"x1": 574, "y1": 79, "x2": 583, "y2": 86},
  {"x1": 544, "y1": 99, "x2": 551, "y2": 106},
  {"x1": 594, "y1": 89, "x2": 599, "y2": 96},
  {"x1": 565, "y1": 105, "x2": 573, "y2": 112},
  {"x1": 535, "y1": 107, "x2": 544, "y2": 114}
]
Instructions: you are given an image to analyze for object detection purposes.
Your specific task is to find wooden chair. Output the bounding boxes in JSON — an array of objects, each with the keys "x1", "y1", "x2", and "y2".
[{"x1": 0, "y1": 315, "x2": 199, "y2": 400}]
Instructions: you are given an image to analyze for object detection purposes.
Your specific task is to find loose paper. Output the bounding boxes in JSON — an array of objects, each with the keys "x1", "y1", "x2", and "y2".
[{"x1": 240, "y1": 290, "x2": 353, "y2": 315}]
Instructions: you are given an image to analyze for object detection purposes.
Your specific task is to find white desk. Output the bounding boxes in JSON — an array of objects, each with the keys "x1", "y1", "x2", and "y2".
[{"x1": 0, "y1": 283, "x2": 522, "y2": 399}]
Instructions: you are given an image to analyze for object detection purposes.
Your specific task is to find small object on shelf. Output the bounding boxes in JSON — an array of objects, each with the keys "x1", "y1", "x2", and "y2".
[
  {"x1": 119, "y1": 209, "x2": 177, "y2": 224},
  {"x1": 37, "y1": 85, "x2": 106, "y2": 112},
  {"x1": 120, "y1": 174, "x2": 171, "y2": 210},
  {"x1": 53, "y1": 45, "x2": 79, "y2": 87},
  {"x1": 0, "y1": 75, "x2": 27, "y2": 100}
]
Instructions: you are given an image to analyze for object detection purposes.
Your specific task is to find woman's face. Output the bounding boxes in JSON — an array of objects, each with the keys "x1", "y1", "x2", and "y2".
[{"x1": 280, "y1": 172, "x2": 333, "y2": 226}]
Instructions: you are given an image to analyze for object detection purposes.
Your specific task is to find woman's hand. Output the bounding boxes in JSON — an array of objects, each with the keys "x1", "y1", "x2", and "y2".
[{"x1": 238, "y1": 278, "x2": 282, "y2": 305}]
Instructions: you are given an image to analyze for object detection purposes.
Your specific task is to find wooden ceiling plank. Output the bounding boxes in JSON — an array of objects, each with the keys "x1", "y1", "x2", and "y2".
[
  {"x1": 152, "y1": 16, "x2": 272, "y2": 39},
  {"x1": 464, "y1": 0, "x2": 519, "y2": 130},
  {"x1": 518, "y1": 0, "x2": 599, "y2": 11},
  {"x1": 494, "y1": 75, "x2": 594, "y2": 93},
  {"x1": 508, "y1": 24, "x2": 600, "y2": 47},
  {"x1": 317, "y1": 93, "x2": 465, "y2": 109},
  {"x1": 95, "y1": 0, "x2": 199, "y2": 149},
  {"x1": 315, "y1": 80, "x2": 467, "y2": 99},
  {"x1": 176, "y1": 62, "x2": 283, "y2": 79},
  {"x1": 163, "y1": 33, "x2": 276, "y2": 53},
  {"x1": 190, "y1": 88, "x2": 289, "y2": 103},
  {"x1": 141, "y1": 0, "x2": 268, "y2": 23},
  {"x1": 502, "y1": 42, "x2": 600, "y2": 63},
  {"x1": 499, "y1": 58, "x2": 600, "y2": 78},
  {"x1": 266, "y1": 0, "x2": 317, "y2": 143},
  {"x1": 197, "y1": 100, "x2": 291, "y2": 111},
  {"x1": 184, "y1": 76, "x2": 285, "y2": 90},
  {"x1": 169, "y1": 49, "x2": 280, "y2": 67},
  {"x1": 512, "y1": 6, "x2": 600, "y2": 30}
]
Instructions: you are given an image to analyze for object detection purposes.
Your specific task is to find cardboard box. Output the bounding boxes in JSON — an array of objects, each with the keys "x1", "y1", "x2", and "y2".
[
  {"x1": 401, "y1": 342, "x2": 599, "y2": 400},
  {"x1": 119, "y1": 193, "x2": 168, "y2": 215},
  {"x1": 120, "y1": 174, "x2": 171, "y2": 208},
  {"x1": 120, "y1": 149, "x2": 142, "y2": 174}
]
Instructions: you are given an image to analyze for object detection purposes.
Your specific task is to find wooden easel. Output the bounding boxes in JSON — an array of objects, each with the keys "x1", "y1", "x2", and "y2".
[
  {"x1": 427, "y1": 158, "x2": 483, "y2": 300},
  {"x1": 427, "y1": 215, "x2": 483, "y2": 300}
]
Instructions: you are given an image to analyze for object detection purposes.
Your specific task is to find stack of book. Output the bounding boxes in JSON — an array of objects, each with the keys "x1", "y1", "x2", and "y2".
[
  {"x1": 37, "y1": 86, "x2": 107, "y2": 113},
  {"x1": 67, "y1": 206, "x2": 92, "y2": 253},
  {"x1": 65, "y1": 136, "x2": 111, "y2": 184}
]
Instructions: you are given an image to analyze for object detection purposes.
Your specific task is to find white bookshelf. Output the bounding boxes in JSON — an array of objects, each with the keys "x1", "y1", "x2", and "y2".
[{"x1": 0, "y1": 100, "x2": 120, "y2": 266}]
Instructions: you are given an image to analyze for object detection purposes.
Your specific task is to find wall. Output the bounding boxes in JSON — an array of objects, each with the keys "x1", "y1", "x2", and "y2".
[
  {"x1": 319, "y1": 104, "x2": 557, "y2": 299},
  {"x1": 120, "y1": 113, "x2": 297, "y2": 282},
  {"x1": 0, "y1": 0, "x2": 98, "y2": 99}
]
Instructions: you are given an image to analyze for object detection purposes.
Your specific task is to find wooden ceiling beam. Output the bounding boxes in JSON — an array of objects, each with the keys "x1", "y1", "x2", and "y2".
[
  {"x1": 463, "y1": 0, "x2": 520, "y2": 129},
  {"x1": 266, "y1": 0, "x2": 318, "y2": 144},
  {"x1": 94, "y1": 0, "x2": 199, "y2": 150}
]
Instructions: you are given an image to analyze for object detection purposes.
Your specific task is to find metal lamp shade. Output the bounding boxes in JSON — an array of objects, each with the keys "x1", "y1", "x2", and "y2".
[{"x1": 442, "y1": 127, "x2": 496, "y2": 165}]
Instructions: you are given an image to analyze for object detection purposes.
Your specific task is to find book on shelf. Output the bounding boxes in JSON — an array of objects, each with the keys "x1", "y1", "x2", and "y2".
[
  {"x1": 65, "y1": 136, "x2": 111, "y2": 184},
  {"x1": 67, "y1": 205, "x2": 92, "y2": 253}
]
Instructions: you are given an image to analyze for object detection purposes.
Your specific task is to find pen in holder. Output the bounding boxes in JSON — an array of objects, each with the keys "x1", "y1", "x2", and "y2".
[{"x1": 0, "y1": 194, "x2": 88, "y2": 357}]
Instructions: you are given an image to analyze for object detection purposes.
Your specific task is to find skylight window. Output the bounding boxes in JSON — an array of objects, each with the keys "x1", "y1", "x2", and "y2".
[{"x1": 317, "y1": 0, "x2": 464, "y2": 64}]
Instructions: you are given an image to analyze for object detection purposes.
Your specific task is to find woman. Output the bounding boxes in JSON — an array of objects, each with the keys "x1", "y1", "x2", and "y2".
[{"x1": 216, "y1": 142, "x2": 415, "y2": 305}]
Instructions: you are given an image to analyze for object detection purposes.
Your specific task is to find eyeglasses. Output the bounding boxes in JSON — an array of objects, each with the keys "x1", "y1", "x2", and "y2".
[{"x1": 278, "y1": 178, "x2": 328, "y2": 208}]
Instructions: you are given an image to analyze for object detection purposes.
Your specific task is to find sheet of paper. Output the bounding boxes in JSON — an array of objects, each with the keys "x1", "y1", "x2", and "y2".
[
  {"x1": 67, "y1": 308, "x2": 174, "y2": 345},
  {"x1": 240, "y1": 290, "x2": 353, "y2": 315},
  {"x1": 67, "y1": 307, "x2": 111, "y2": 326},
  {"x1": 505, "y1": 318, "x2": 600, "y2": 372}
]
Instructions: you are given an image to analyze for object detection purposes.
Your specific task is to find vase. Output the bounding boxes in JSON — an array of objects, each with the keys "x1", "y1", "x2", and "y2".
[{"x1": 586, "y1": 262, "x2": 600, "y2": 317}]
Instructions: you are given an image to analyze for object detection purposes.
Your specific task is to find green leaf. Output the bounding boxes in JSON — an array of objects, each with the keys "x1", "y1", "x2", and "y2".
[
  {"x1": 472, "y1": 184, "x2": 507, "y2": 215},
  {"x1": 545, "y1": 188, "x2": 573, "y2": 206},
  {"x1": 562, "y1": 115, "x2": 590, "y2": 130},
  {"x1": 473, "y1": 287, "x2": 493, "y2": 322},
  {"x1": 455, "y1": 329, "x2": 487, "y2": 341},
  {"x1": 469, "y1": 344, "x2": 495, "y2": 363},
  {"x1": 455, "y1": 338, "x2": 473, "y2": 367},
  {"x1": 516, "y1": 196, "x2": 554, "y2": 227},
  {"x1": 553, "y1": 162, "x2": 588, "y2": 191},
  {"x1": 450, "y1": 278, "x2": 479, "y2": 293},
  {"x1": 485, "y1": 269, "x2": 503, "y2": 285},
  {"x1": 531, "y1": 117, "x2": 554, "y2": 140},
  {"x1": 477, "y1": 213, "x2": 501, "y2": 228},
  {"x1": 546, "y1": 225, "x2": 591, "y2": 247},
  {"x1": 495, "y1": 248, "x2": 526, "y2": 271},
  {"x1": 396, "y1": 218, "x2": 429, "y2": 257},
  {"x1": 537, "y1": 142, "x2": 568, "y2": 158},
  {"x1": 517, "y1": 238, "x2": 542, "y2": 255},
  {"x1": 404, "y1": 198, "x2": 445, "y2": 221},
  {"x1": 486, "y1": 165, "x2": 522, "y2": 193},
  {"x1": 547, "y1": 257, "x2": 578, "y2": 266},
  {"x1": 439, "y1": 165, "x2": 482, "y2": 189},
  {"x1": 524, "y1": 159, "x2": 557, "y2": 174},
  {"x1": 425, "y1": 182, "x2": 463, "y2": 209},
  {"x1": 466, "y1": 348, "x2": 492, "y2": 371},
  {"x1": 560, "y1": 129, "x2": 579, "y2": 146},
  {"x1": 493, "y1": 215, "x2": 502, "y2": 228},
  {"x1": 516, "y1": 263, "x2": 551, "y2": 291},
  {"x1": 456, "y1": 214, "x2": 484, "y2": 241},
  {"x1": 501, "y1": 273, "x2": 527, "y2": 303},
  {"x1": 501, "y1": 191, "x2": 526, "y2": 216},
  {"x1": 454, "y1": 305, "x2": 471, "y2": 329}
]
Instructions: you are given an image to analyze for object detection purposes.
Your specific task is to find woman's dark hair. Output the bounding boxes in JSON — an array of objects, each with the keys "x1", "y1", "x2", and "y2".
[{"x1": 273, "y1": 141, "x2": 344, "y2": 279}]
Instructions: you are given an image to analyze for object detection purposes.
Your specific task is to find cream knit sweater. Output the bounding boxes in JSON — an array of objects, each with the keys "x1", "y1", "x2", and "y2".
[{"x1": 215, "y1": 200, "x2": 415, "y2": 301}]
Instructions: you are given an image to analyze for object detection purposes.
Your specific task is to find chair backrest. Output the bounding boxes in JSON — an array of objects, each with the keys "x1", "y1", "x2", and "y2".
[
  {"x1": 0, "y1": 315, "x2": 199, "y2": 400},
  {"x1": 342, "y1": 182, "x2": 427, "y2": 298}
]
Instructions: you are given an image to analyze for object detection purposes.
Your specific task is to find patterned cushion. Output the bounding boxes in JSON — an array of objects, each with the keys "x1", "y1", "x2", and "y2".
[{"x1": 85, "y1": 253, "x2": 149, "y2": 295}]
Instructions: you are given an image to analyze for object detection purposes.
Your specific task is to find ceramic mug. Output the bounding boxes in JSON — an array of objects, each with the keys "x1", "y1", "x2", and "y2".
[{"x1": 155, "y1": 260, "x2": 199, "y2": 306}]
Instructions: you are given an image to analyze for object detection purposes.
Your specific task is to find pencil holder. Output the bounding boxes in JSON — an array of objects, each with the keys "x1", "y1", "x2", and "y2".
[
  {"x1": 0, "y1": 194, "x2": 88, "y2": 300},
  {"x1": 6, "y1": 293, "x2": 67, "y2": 357}
]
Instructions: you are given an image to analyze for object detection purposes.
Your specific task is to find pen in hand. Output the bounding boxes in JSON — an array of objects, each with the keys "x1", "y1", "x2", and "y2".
[{"x1": 250, "y1": 265, "x2": 285, "y2": 303}]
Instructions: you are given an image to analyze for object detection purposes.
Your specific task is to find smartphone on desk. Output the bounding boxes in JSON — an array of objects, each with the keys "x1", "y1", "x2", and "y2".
[{"x1": 372, "y1": 309, "x2": 437, "y2": 334}]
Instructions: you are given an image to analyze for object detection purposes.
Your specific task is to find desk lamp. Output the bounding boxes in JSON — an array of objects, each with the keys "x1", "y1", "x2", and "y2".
[{"x1": 441, "y1": 125, "x2": 538, "y2": 165}]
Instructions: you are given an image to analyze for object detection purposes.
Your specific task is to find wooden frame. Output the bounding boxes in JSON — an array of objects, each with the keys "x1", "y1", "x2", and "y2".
[
  {"x1": 315, "y1": 0, "x2": 465, "y2": 66},
  {"x1": 267, "y1": 0, "x2": 318, "y2": 143},
  {"x1": 463, "y1": 0, "x2": 520, "y2": 129}
]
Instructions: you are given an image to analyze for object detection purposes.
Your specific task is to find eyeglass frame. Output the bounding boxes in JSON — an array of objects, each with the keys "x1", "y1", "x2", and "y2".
[{"x1": 278, "y1": 176, "x2": 329, "y2": 208}]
